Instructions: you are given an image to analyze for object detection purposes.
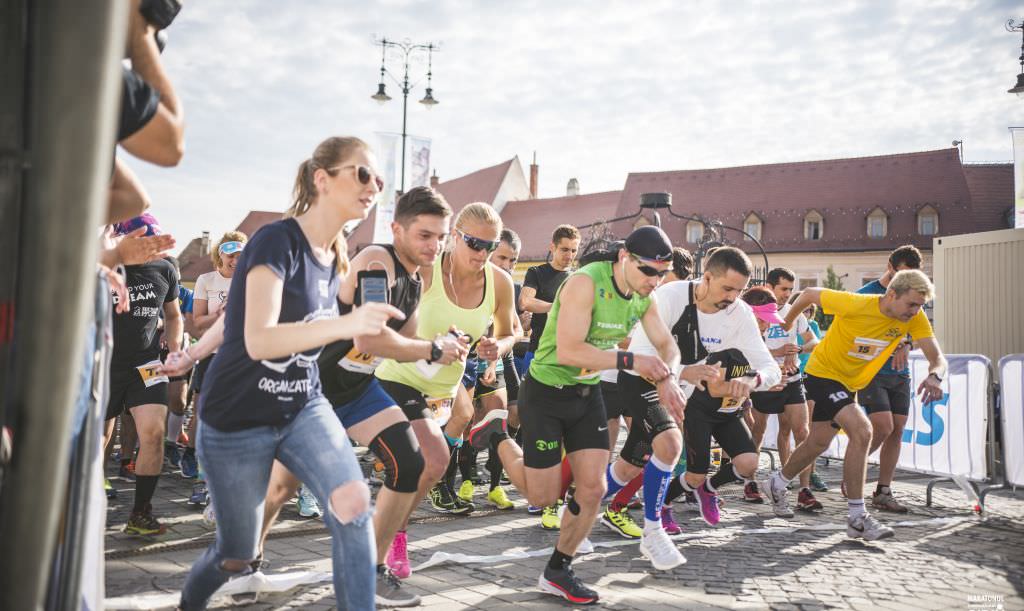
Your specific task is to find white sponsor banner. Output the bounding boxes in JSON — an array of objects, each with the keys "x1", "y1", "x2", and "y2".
[
  {"x1": 373, "y1": 132, "x2": 400, "y2": 244},
  {"x1": 1012, "y1": 128, "x2": 1024, "y2": 229},
  {"x1": 408, "y1": 136, "x2": 431, "y2": 189},
  {"x1": 1000, "y1": 354, "x2": 1024, "y2": 487},
  {"x1": 761, "y1": 354, "x2": 990, "y2": 481}
]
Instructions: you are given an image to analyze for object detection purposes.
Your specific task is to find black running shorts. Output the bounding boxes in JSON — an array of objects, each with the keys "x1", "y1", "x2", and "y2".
[
  {"x1": 378, "y1": 379, "x2": 433, "y2": 422},
  {"x1": 858, "y1": 373, "x2": 911, "y2": 417},
  {"x1": 683, "y1": 404, "x2": 756, "y2": 475},
  {"x1": 474, "y1": 368, "x2": 506, "y2": 398},
  {"x1": 106, "y1": 363, "x2": 169, "y2": 420},
  {"x1": 751, "y1": 379, "x2": 806, "y2": 415},
  {"x1": 600, "y1": 380, "x2": 626, "y2": 421},
  {"x1": 618, "y1": 372, "x2": 679, "y2": 467},
  {"x1": 804, "y1": 374, "x2": 857, "y2": 423},
  {"x1": 518, "y1": 374, "x2": 609, "y2": 469}
]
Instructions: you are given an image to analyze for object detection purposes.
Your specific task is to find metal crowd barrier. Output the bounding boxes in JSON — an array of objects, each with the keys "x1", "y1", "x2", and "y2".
[{"x1": 979, "y1": 354, "x2": 1024, "y2": 508}]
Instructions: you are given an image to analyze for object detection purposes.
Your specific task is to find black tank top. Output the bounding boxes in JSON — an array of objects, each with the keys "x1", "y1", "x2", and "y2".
[{"x1": 319, "y1": 244, "x2": 422, "y2": 406}]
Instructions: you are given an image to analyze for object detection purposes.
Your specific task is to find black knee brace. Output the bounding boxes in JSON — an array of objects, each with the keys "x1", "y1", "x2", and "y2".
[{"x1": 369, "y1": 421, "x2": 424, "y2": 493}]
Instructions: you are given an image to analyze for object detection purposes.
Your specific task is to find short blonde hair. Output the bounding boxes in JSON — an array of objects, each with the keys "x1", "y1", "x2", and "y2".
[
  {"x1": 889, "y1": 269, "x2": 934, "y2": 302},
  {"x1": 449, "y1": 202, "x2": 502, "y2": 251},
  {"x1": 211, "y1": 231, "x2": 248, "y2": 269}
]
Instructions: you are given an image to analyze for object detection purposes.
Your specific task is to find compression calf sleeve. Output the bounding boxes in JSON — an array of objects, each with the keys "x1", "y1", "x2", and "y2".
[
  {"x1": 610, "y1": 472, "x2": 644, "y2": 512},
  {"x1": 134, "y1": 475, "x2": 159, "y2": 513},
  {"x1": 709, "y1": 463, "x2": 743, "y2": 490},
  {"x1": 643, "y1": 456, "x2": 674, "y2": 523},
  {"x1": 603, "y1": 462, "x2": 629, "y2": 500}
]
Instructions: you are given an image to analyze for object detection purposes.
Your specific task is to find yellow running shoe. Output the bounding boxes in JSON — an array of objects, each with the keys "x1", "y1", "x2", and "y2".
[
  {"x1": 600, "y1": 506, "x2": 642, "y2": 539},
  {"x1": 457, "y1": 479, "x2": 475, "y2": 502},
  {"x1": 487, "y1": 486, "x2": 514, "y2": 510},
  {"x1": 540, "y1": 501, "x2": 562, "y2": 530}
]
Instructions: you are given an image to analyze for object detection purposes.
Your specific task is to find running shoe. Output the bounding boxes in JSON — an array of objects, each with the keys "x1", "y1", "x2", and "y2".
[
  {"x1": 872, "y1": 489, "x2": 909, "y2": 514},
  {"x1": 743, "y1": 481, "x2": 765, "y2": 503},
  {"x1": 248, "y1": 555, "x2": 269, "y2": 573},
  {"x1": 386, "y1": 530, "x2": 412, "y2": 579},
  {"x1": 467, "y1": 409, "x2": 508, "y2": 451},
  {"x1": 457, "y1": 479, "x2": 476, "y2": 503},
  {"x1": 600, "y1": 506, "x2": 642, "y2": 539},
  {"x1": 187, "y1": 482, "x2": 208, "y2": 508},
  {"x1": 203, "y1": 500, "x2": 217, "y2": 526},
  {"x1": 810, "y1": 471, "x2": 829, "y2": 492},
  {"x1": 376, "y1": 565, "x2": 420, "y2": 607},
  {"x1": 297, "y1": 484, "x2": 322, "y2": 518},
  {"x1": 660, "y1": 505, "x2": 681, "y2": 535},
  {"x1": 180, "y1": 449, "x2": 198, "y2": 479},
  {"x1": 429, "y1": 482, "x2": 473, "y2": 515},
  {"x1": 118, "y1": 461, "x2": 136, "y2": 479},
  {"x1": 847, "y1": 513, "x2": 895, "y2": 541},
  {"x1": 797, "y1": 488, "x2": 823, "y2": 511},
  {"x1": 577, "y1": 537, "x2": 595, "y2": 554},
  {"x1": 487, "y1": 486, "x2": 514, "y2": 510},
  {"x1": 104, "y1": 478, "x2": 117, "y2": 499},
  {"x1": 540, "y1": 501, "x2": 562, "y2": 530},
  {"x1": 164, "y1": 441, "x2": 181, "y2": 468},
  {"x1": 640, "y1": 526, "x2": 687, "y2": 570},
  {"x1": 451, "y1": 482, "x2": 476, "y2": 514},
  {"x1": 527, "y1": 504, "x2": 544, "y2": 515},
  {"x1": 694, "y1": 485, "x2": 721, "y2": 526},
  {"x1": 682, "y1": 490, "x2": 700, "y2": 512},
  {"x1": 538, "y1": 565, "x2": 599, "y2": 605},
  {"x1": 759, "y1": 477, "x2": 794, "y2": 518},
  {"x1": 124, "y1": 505, "x2": 166, "y2": 536}
]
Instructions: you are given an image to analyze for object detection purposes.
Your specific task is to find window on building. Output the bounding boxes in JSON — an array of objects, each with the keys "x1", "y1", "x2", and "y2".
[
  {"x1": 743, "y1": 213, "x2": 762, "y2": 241},
  {"x1": 804, "y1": 211, "x2": 823, "y2": 240},
  {"x1": 686, "y1": 220, "x2": 704, "y2": 244},
  {"x1": 917, "y1": 205, "x2": 938, "y2": 236},
  {"x1": 798, "y1": 277, "x2": 818, "y2": 289},
  {"x1": 867, "y1": 207, "x2": 888, "y2": 238}
]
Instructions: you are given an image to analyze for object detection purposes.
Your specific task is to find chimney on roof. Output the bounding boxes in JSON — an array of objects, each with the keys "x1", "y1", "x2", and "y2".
[
  {"x1": 430, "y1": 170, "x2": 439, "y2": 190},
  {"x1": 529, "y1": 152, "x2": 538, "y2": 199},
  {"x1": 566, "y1": 178, "x2": 580, "y2": 197},
  {"x1": 200, "y1": 231, "x2": 210, "y2": 256}
]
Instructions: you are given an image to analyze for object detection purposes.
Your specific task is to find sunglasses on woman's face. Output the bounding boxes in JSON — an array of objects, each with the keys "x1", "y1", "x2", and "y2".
[
  {"x1": 330, "y1": 164, "x2": 385, "y2": 191},
  {"x1": 458, "y1": 230, "x2": 499, "y2": 253},
  {"x1": 629, "y1": 253, "x2": 672, "y2": 278}
]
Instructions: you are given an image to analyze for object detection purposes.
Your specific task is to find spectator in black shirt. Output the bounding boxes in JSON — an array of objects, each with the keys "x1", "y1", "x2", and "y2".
[{"x1": 519, "y1": 224, "x2": 580, "y2": 371}]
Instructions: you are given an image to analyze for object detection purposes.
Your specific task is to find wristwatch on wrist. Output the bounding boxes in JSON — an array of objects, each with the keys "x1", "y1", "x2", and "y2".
[{"x1": 427, "y1": 339, "x2": 443, "y2": 364}]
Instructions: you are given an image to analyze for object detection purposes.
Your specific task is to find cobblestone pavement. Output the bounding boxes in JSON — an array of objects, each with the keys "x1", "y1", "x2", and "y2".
[{"x1": 104, "y1": 449, "x2": 1024, "y2": 610}]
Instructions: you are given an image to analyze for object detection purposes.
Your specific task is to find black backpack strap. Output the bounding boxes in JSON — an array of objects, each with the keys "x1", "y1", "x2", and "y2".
[{"x1": 677, "y1": 283, "x2": 708, "y2": 365}]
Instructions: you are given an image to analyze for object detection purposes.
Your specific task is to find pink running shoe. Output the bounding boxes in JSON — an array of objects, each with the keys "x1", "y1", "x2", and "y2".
[
  {"x1": 695, "y1": 485, "x2": 721, "y2": 526},
  {"x1": 660, "y1": 505, "x2": 681, "y2": 535},
  {"x1": 386, "y1": 530, "x2": 411, "y2": 579}
]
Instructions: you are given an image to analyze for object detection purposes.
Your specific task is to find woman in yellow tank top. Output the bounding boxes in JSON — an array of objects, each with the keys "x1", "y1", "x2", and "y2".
[{"x1": 376, "y1": 202, "x2": 518, "y2": 524}]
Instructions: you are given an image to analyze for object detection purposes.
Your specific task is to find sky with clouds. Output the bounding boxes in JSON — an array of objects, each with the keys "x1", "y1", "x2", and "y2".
[{"x1": 125, "y1": 0, "x2": 1023, "y2": 247}]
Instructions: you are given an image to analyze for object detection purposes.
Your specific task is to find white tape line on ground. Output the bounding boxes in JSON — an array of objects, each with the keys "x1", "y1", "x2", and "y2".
[{"x1": 104, "y1": 516, "x2": 971, "y2": 609}]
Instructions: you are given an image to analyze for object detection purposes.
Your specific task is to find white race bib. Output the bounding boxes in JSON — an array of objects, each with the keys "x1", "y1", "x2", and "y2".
[
  {"x1": 848, "y1": 337, "x2": 889, "y2": 361},
  {"x1": 136, "y1": 359, "x2": 169, "y2": 388},
  {"x1": 426, "y1": 396, "x2": 453, "y2": 426},
  {"x1": 338, "y1": 347, "x2": 383, "y2": 375}
]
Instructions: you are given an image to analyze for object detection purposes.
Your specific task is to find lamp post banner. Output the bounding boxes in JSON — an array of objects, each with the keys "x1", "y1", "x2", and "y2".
[
  {"x1": 373, "y1": 132, "x2": 401, "y2": 244},
  {"x1": 762, "y1": 353, "x2": 989, "y2": 481},
  {"x1": 1011, "y1": 127, "x2": 1024, "y2": 229},
  {"x1": 409, "y1": 136, "x2": 432, "y2": 189},
  {"x1": 1000, "y1": 355, "x2": 1024, "y2": 487}
]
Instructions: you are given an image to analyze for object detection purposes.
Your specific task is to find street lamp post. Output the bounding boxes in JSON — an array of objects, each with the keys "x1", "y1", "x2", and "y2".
[
  {"x1": 1007, "y1": 19, "x2": 1024, "y2": 97},
  {"x1": 372, "y1": 37, "x2": 439, "y2": 194}
]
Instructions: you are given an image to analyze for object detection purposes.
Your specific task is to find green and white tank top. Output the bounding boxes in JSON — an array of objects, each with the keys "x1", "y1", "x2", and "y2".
[
  {"x1": 376, "y1": 254, "x2": 495, "y2": 399},
  {"x1": 530, "y1": 261, "x2": 650, "y2": 387}
]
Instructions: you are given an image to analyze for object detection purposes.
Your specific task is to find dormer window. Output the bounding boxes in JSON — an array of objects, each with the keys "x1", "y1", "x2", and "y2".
[
  {"x1": 804, "y1": 210, "x2": 823, "y2": 240},
  {"x1": 917, "y1": 204, "x2": 939, "y2": 236},
  {"x1": 743, "y1": 213, "x2": 762, "y2": 241},
  {"x1": 867, "y1": 207, "x2": 888, "y2": 239}
]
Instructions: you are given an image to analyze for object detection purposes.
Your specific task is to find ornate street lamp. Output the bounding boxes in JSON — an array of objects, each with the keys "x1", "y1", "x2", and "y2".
[
  {"x1": 371, "y1": 37, "x2": 440, "y2": 192},
  {"x1": 1007, "y1": 19, "x2": 1024, "y2": 97}
]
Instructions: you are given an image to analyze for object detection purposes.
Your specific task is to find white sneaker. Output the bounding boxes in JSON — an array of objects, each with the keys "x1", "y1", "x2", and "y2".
[
  {"x1": 847, "y1": 513, "x2": 895, "y2": 541},
  {"x1": 577, "y1": 537, "x2": 595, "y2": 554},
  {"x1": 202, "y1": 499, "x2": 217, "y2": 526},
  {"x1": 639, "y1": 527, "x2": 686, "y2": 570},
  {"x1": 759, "y1": 477, "x2": 794, "y2": 518},
  {"x1": 297, "y1": 484, "x2": 322, "y2": 518}
]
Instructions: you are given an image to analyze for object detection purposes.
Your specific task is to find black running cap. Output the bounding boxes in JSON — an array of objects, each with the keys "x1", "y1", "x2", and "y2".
[{"x1": 624, "y1": 226, "x2": 673, "y2": 262}]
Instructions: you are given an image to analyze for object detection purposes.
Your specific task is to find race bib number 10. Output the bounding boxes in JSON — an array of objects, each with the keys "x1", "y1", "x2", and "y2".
[{"x1": 338, "y1": 347, "x2": 382, "y2": 374}]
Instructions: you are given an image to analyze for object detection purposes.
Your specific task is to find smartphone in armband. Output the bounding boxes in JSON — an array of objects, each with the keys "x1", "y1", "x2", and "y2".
[{"x1": 357, "y1": 270, "x2": 390, "y2": 305}]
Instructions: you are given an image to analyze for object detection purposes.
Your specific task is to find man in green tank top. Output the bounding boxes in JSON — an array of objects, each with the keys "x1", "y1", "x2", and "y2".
[{"x1": 470, "y1": 226, "x2": 687, "y2": 605}]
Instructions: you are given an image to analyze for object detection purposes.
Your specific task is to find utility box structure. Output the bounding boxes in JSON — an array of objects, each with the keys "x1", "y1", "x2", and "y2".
[{"x1": 932, "y1": 229, "x2": 1024, "y2": 364}]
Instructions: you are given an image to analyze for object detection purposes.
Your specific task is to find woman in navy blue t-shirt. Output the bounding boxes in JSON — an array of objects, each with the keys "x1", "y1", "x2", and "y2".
[{"x1": 177, "y1": 137, "x2": 401, "y2": 611}]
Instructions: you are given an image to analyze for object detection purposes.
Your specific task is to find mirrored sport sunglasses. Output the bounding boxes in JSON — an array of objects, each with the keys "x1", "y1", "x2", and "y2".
[
  {"x1": 329, "y1": 164, "x2": 385, "y2": 191},
  {"x1": 219, "y1": 241, "x2": 245, "y2": 255},
  {"x1": 629, "y1": 252, "x2": 672, "y2": 278},
  {"x1": 457, "y1": 229, "x2": 500, "y2": 253}
]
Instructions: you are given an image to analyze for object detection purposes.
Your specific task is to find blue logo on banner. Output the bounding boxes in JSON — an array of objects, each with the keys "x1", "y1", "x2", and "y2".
[{"x1": 902, "y1": 392, "x2": 949, "y2": 446}]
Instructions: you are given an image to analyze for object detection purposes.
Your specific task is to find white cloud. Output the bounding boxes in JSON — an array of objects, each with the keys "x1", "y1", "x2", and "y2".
[{"x1": 125, "y1": 0, "x2": 1024, "y2": 246}]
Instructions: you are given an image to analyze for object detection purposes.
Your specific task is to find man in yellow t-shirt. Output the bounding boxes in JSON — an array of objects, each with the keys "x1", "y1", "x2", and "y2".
[{"x1": 759, "y1": 270, "x2": 947, "y2": 542}]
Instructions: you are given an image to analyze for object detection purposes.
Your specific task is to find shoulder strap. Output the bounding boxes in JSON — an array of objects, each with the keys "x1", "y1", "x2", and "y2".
[{"x1": 677, "y1": 282, "x2": 708, "y2": 365}]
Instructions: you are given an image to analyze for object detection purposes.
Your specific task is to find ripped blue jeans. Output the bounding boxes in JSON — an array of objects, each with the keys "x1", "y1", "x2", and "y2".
[{"x1": 180, "y1": 397, "x2": 374, "y2": 610}]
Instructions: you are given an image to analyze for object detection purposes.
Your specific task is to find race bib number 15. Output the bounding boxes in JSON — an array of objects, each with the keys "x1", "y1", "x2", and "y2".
[{"x1": 847, "y1": 337, "x2": 889, "y2": 361}]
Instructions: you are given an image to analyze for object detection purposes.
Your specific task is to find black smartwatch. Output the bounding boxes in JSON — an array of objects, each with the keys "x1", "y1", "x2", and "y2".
[{"x1": 427, "y1": 339, "x2": 443, "y2": 364}]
